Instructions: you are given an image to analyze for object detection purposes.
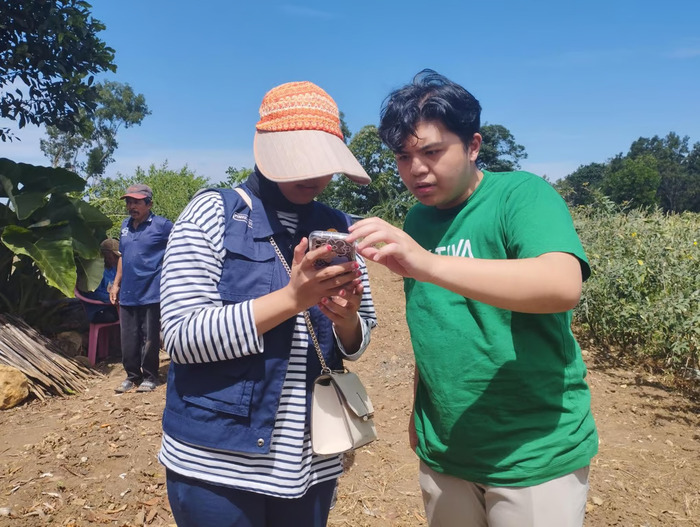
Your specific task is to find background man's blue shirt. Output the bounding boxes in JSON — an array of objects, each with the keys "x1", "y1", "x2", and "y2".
[
  {"x1": 80, "y1": 266, "x2": 117, "y2": 321},
  {"x1": 118, "y1": 213, "x2": 173, "y2": 306}
]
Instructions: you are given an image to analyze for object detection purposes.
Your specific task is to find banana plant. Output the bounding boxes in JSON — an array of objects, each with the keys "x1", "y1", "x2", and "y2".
[{"x1": 0, "y1": 158, "x2": 111, "y2": 324}]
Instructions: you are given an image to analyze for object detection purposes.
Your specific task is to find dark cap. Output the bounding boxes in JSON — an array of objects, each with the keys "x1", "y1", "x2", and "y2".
[
  {"x1": 100, "y1": 238, "x2": 120, "y2": 255},
  {"x1": 120, "y1": 183, "x2": 153, "y2": 200}
]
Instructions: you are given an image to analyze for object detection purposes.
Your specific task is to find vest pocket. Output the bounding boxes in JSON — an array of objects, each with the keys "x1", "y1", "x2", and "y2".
[
  {"x1": 182, "y1": 379, "x2": 254, "y2": 418},
  {"x1": 220, "y1": 240, "x2": 277, "y2": 301}
]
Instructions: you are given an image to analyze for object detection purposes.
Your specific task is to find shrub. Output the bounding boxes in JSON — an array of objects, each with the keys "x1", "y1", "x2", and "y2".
[{"x1": 573, "y1": 205, "x2": 699, "y2": 373}]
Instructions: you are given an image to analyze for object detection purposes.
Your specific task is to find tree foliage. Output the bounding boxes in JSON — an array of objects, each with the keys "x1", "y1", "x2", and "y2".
[
  {"x1": 556, "y1": 132, "x2": 700, "y2": 213},
  {"x1": 478, "y1": 124, "x2": 528, "y2": 172},
  {"x1": 0, "y1": 0, "x2": 116, "y2": 141},
  {"x1": 40, "y1": 81, "x2": 150, "y2": 183},
  {"x1": 318, "y1": 125, "x2": 415, "y2": 223},
  {"x1": 223, "y1": 166, "x2": 253, "y2": 188},
  {"x1": 626, "y1": 133, "x2": 699, "y2": 213},
  {"x1": 90, "y1": 163, "x2": 210, "y2": 237},
  {"x1": 602, "y1": 155, "x2": 661, "y2": 208},
  {"x1": 554, "y1": 162, "x2": 607, "y2": 206}
]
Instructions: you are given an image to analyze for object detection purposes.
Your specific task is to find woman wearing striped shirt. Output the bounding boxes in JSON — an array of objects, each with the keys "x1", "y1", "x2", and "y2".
[{"x1": 159, "y1": 82, "x2": 377, "y2": 527}]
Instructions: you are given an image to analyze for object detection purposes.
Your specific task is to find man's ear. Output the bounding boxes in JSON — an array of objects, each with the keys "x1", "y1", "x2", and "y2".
[{"x1": 467, "y1": 133, "x2": 482, "y2": 162}]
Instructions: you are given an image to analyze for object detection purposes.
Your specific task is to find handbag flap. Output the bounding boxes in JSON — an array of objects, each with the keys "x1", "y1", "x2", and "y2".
[
  {"x1": 311, "y1": 379, "x2": 354, "y2": 455},
  {"x1": 329, "y1": 371, "x2": 374, "y2": 419}
]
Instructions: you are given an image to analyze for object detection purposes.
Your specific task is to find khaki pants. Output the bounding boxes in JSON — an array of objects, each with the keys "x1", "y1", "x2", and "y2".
[{"x1": 419, "y1": 461, "x2": 590, "y2": 527}]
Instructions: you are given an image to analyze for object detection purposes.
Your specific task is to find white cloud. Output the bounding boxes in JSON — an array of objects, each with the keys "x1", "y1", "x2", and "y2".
[{"x1": 668, "y1": 47, "x2": 700, "y2": 59}]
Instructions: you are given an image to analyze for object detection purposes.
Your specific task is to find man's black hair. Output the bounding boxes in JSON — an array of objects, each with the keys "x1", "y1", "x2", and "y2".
[{"x1": 378, "y1": 69, "x2": 481, "y2": 152}]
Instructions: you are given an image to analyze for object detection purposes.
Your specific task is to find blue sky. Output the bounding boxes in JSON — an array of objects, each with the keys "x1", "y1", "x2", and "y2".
[{"x1": 3, "y1": 0, "x2": 700, "y2": 183}]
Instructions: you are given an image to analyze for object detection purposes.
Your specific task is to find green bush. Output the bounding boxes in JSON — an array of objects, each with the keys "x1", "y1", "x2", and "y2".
[
  {"x1": 573, "y1": 205, "x2": 699, "y2": 373},
  {"x1": 89, "y1": 162, "x2": 210, "y2": 238}
]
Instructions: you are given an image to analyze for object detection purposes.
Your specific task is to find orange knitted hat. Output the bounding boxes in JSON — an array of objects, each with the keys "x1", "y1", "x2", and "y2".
[
  {"x1": 256, "y1": 81, "x2": 344, "y2": 140},
  {"x1": 253, "y1": 81, "x2": 370, "y2": 185}
]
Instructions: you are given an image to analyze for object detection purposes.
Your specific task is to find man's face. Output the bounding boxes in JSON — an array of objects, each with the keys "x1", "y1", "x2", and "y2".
[
  {"x1": 394, "y1": 120, "x2": 481, "y2": 209},
  {"x1": 278, "y1": 175, "x2": 333, "y2": 205},
  {"x1": 124, "y1": 197, "x2": 152, "y2": 224},
  {"x1": 102, "y1": 250, "x2": 119, "y2": 268}
]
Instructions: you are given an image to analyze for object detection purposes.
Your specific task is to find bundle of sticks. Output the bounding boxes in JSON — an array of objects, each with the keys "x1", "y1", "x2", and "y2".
[{"x1": 0, "y1": 314, "x2": 101, "y2": 401}]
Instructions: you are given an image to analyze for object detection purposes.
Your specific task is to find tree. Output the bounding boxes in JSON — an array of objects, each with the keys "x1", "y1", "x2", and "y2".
[
  {"x1": 478, "y1": 124, "x2": 527, "y2": 172},
  {"x1": 223, "y1": 166, "x2": 253, "y2": 188},
  {"x1": 0, "y1": 0, "x2": 116, "y2": 141},
  {"x1": 554, "y1": 162, "x2": 606, "y2": 206},
  {"x1": 318, "y1": 125, "x2": 411, "y2": 220},
  {"x1": 681, "y1": 142, "x2": 700, "y2": 212},
  {"x1": 601, "y1": 155, "x2": 660, "y2": 208},
  {"x1": 90, "y1": 163, "x2": 210, "y2": 237},
  {"x1": 628, "y1": 132, "x2": 695, "y2": 213},
  {"x1": 40, "y1": 81, "x2": 150, "y2": 184}
]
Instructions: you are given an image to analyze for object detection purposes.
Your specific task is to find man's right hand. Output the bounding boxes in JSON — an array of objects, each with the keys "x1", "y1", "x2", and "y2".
[
  {"x1": 109, "y1": 284, "x2": 120, "y2": 305},
  {"x1": 408, "y1": 410, "x2": 418, "y2": 452}
]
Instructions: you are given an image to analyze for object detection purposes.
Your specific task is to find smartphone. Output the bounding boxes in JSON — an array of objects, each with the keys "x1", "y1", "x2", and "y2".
[{"x1": 308, "y1": 230, "x2": 356, "y2": 268}]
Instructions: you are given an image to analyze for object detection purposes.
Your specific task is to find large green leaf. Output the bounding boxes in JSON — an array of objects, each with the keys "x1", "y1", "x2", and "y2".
[
  {"x1": 1, "y1": 224, "x2": 77, "y2": 297},
  {"x1": 38, "y1": 194, "x2": 106, "y2": 259},
  {"x1": 73, "y1": 197, "x2": 113, "y2": 230},
  {"x1": 0, "y1": 158, "x2": 86, "y2": 220},
  {"x1": 76, "y1": 255, "x2": 106, "y2": 293}
]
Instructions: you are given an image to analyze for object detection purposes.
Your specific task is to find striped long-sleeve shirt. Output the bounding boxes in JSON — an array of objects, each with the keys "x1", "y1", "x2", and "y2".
[{"x1": 158, "y1": 191, "x2": 377, "y2": 497}]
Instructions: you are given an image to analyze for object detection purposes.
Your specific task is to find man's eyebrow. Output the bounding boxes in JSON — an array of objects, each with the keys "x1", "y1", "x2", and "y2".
[
  {"x1": 418, "y1": 141, "x2": 443, "y2": 151},
  {"x1": 395, "y1": 140, "x2": 444, "y2": 155}
]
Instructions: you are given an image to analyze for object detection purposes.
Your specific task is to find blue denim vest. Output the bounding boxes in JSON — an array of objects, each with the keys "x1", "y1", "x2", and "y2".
[{"x1": 162, "y1": 185, "x2": 351, "y2": 454}]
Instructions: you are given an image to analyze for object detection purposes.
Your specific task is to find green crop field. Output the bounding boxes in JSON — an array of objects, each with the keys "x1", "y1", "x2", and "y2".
[{"x1": 573, "y1": 206, "x2": 699, "y2": 375}]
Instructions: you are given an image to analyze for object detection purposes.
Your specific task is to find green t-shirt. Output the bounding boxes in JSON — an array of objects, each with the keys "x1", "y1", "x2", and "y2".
[{"x1": 404, "y1": 170, "x2": 598, "y2": 486}]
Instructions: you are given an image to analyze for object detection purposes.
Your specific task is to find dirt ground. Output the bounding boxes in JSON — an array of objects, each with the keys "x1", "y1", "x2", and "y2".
[{"x1": 1, "y1": 261, "x2": 699, "y2": 527}]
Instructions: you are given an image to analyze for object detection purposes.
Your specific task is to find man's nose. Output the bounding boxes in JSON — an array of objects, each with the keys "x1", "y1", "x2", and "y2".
[{"x1": 410, "y1": 156, "x2": 429, "y2": 176}]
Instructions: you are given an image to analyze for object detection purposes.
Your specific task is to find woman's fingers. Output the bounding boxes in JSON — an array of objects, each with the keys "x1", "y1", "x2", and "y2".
[{"x1": 292, "y1": 237, "x2": 309, "y2": 267}]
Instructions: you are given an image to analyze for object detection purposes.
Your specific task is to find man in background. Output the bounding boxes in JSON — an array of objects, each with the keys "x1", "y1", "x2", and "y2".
[
  {"x1": 110, "y1": 184, "x2": 172, "y2": 393},
  {"x1": 78, "y1": 238, "x2": 120, "y2": 323}
]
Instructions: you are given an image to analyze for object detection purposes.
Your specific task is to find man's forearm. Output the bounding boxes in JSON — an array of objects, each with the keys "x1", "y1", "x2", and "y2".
[{"x1": 423, "y1": 251, "x2": 583, "y2": 314}]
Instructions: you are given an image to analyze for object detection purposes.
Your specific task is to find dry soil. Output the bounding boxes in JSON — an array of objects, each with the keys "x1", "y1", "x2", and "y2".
[{"x1": 1, "y1": 261, "x2": 699, "y2": 526}]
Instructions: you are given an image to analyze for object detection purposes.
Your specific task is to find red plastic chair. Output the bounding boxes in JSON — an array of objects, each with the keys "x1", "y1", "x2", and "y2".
[{"x1": 74, "y1": 288, "x2": 121, "y2": 365}]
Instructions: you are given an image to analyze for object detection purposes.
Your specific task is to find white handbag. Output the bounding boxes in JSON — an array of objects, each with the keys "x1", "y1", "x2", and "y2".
[
  {"x1": 310, "y1": 369, "x2": 377, "y2": 455},
  {"x1": 268, "y1": 230, "x2": 378, "y2": 456}
]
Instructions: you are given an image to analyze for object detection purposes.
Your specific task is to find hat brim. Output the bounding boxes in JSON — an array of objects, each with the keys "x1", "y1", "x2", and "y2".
[
  {"x1": 254, "y1": 130, "x2": 371, "y2": 185},
  {"x1": 120, "y1": 192, "x2": 150, "y2": 200}
]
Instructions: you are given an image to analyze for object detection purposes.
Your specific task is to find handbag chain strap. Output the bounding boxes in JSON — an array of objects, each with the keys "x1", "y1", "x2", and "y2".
[{"x1": 268, "y1": 236, "x2": 332, "y2": 374}]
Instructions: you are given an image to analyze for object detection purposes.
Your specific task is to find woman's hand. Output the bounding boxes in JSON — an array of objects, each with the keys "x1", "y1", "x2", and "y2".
[
  {"x1": 319, "y1": 279, "x2": 364, "y2": 354},
  {"x1": 285, "y1": 237, "x2": 362, "y2": 312},
  {"x1": 319, "y1": 280, "x2": 364, "y2": 330},
  {"x1": 253, "y1": 238, "x2": 361, "y2": 336}
]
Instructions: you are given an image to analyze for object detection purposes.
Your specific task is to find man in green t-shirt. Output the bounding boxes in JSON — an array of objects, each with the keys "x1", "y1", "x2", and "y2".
[{"x1": 348, "y1": 70, "x2": 598, "y2": 527}]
